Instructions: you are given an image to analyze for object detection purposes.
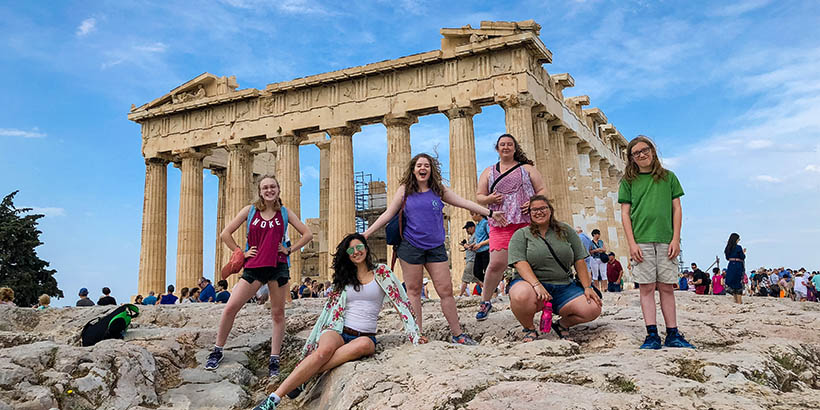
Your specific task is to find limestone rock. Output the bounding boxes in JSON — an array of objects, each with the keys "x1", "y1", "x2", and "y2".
[{"x1": 1, "y1": 293, "x2": 819, "y2": 409}]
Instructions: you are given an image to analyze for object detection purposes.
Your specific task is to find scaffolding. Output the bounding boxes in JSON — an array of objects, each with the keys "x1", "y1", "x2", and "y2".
[{"x1": 354, "y1": 171, "x2": 388, "y2": 233}]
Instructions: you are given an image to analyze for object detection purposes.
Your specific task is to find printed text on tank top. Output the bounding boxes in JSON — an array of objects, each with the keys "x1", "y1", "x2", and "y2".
[{"x1": 245, "y1": 209, "x2": 288, "y2": 268}]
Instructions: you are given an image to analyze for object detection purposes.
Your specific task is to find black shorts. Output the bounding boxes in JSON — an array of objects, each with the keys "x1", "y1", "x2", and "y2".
[
  {"x1": 473, "y1": 250, "x2": 489, "y2": 282},
  {"x1": 241, "y1": 264, "x2": 290, "y2": 287},
  {"x1": 396, "y1": 240, "x2": 448, "y2": 265}
]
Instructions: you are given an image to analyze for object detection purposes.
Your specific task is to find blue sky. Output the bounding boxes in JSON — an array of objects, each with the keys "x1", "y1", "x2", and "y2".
[{"x1": 2, "y1": 1, "x2": 819, "y2": 306}]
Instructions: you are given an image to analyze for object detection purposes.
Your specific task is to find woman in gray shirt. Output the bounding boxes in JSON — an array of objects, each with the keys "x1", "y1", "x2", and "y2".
[{"x1": 507, "y1": 195, "x2": 602, "y2": 341}]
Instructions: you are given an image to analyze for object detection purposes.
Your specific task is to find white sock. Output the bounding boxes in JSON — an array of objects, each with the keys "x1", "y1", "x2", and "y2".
[{"x1": 268, "y1": 393, "x2": 281, "y2": 404}]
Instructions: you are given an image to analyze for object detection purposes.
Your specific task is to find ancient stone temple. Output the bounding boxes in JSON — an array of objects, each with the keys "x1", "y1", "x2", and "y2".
[{"x1": 129, "y1": 20, "x2": 630, "y2": 296}]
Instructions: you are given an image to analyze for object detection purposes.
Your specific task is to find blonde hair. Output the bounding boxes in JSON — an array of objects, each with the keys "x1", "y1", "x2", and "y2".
[
  {"x1": 623, "y1": 135, "x2": 668, "y2": 183},
  {"x1": 0, "y1": 287, "x2": 13, "y2": 303},
  {"x1": 252, "y1": 173, "x2": 283, "y2": 212},
  {"x1": 38, "y1": 294, "x2": 50, "y2": 306}
]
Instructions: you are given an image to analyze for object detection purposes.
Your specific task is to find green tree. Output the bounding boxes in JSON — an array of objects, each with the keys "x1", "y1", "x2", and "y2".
[{"x1": 0, "y1": 191, "x2": 63, "y2": 306}]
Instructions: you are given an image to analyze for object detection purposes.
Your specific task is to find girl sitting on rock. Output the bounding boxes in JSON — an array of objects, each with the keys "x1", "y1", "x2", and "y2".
[{"x1": 253, "y1": 233, "x2": 422, "y2": 410}]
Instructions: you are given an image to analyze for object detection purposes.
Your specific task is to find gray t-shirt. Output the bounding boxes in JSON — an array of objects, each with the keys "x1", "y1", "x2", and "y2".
[
  {"x1": 507, "y1": 222, "x2": 589, "y2": 285},
  {"x1": 76, "y1": 298, "x2": 95, "y2": 307},
  {"x1": 465, "y1": 233, "x2": 476, "y2": 263}
]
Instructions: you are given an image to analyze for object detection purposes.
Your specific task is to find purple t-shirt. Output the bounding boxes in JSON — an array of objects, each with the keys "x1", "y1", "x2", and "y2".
[{"x1": 403, "y1": 190, "x2": 446, "y2": 250}]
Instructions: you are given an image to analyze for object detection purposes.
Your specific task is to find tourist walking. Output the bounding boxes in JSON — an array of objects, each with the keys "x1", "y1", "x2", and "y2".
[
  {"x1": 606, "y1": 253, "x2": 624, "y2": 292},
  {"x1": 205, "y1": 173, "x2": 313, "y2": 377},
  {"x1": 474, "y1": 134, "x2": 547, "y2": 321},
  {"x1": 588, "y1": 229, "x2": 608, "y2": 291},
  {"x1": 619, "y1": 135, "x2": 694, "y2": 349},
  {"x1": 507, "y1": 195, "x2": 602, "y2": 342},
  {"x1": 724, "y1": 233, "x2": 745, "y2": 304},
  {"x1": 363, "y1": 153, "x2": 505, "y2": 344},
  {"x1": 458, "y1": 221, "x2": 479, "y2": 297},
  {"x1": 252, "y1": 233, "x2": 421, "y2": 410}
]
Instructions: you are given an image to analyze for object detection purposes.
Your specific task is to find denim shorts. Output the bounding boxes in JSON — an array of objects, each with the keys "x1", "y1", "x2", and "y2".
[
  {"x1": 341, "y1": 332, "x2": 377, "y2": 346},
  {"x1": 396, "y1": 240, "x2": 448, "y2": 265},
  {"x1": 241, "y1": 264, "x2": 290, "y2": 287},
  {"x1": 510, "y1": 278, "x2": 585, "y2": 314}
]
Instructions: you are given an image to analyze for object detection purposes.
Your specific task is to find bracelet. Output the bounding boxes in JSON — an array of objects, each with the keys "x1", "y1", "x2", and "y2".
[
  {"x1": 531, "y1": 282, "x2": 540, "y2": 288},
  {"x1": 488, "y1": 209, "x2": 494, "y2": 218}
]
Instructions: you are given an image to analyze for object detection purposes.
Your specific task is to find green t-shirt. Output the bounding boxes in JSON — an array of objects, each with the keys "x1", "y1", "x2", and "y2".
[
  {"x1": 507, "y1": 222, "x2": 589, "y2": 285},
  {"x1": 618, "y1": 171, "x2": 684, "y2": 244}
]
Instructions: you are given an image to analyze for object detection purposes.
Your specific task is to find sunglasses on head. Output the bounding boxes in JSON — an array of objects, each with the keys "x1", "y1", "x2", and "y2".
[{"x1": 346, "y1": 244, "x2": 366, "y2": 255}]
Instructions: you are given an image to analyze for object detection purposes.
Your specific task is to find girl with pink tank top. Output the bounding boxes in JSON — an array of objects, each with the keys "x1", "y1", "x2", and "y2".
[
  {"x1": 205, "y1": 174, "x2": 314, "y2": 379},
  {"x1": 475, "y1": 134, "x2": 547, "y2": 321}
]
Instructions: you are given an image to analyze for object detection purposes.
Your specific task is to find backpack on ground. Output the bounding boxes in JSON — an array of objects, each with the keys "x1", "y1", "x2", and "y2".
[{"x1": 81, "y1": 304, "x2": 140, "y2": 347}]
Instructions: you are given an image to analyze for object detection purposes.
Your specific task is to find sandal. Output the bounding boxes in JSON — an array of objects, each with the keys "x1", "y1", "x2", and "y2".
[
  {"x1": 552, "y1": 320, "x2": 569, "y2": 339},
  {"x1": 521, "y1": 327, "x2": 539, "y2": 342}
]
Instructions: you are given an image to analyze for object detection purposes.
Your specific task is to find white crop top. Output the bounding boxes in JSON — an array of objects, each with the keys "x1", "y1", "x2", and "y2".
[{"x1": 344, "y1": 280, "x2": 386, "y2": 333}]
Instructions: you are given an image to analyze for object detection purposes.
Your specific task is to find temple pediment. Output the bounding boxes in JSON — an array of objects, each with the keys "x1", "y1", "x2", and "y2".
[{"x1": 133, "y1": 73, "x2": 239, "y2": 113}]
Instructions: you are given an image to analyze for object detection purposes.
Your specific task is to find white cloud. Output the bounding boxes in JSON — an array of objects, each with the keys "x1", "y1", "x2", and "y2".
[
  {"x1": 805, "y1": 165, "x2": 820, "y2": 173},
  {"x1": 709, "y1": 0, "x2": 772, "y2": 17},
  {"x1": 101, "y1": 41, "x2": 168, "y2": 70},
  {"x1": 76, "y1": 18, "x2": 97, "y2": 37},
  {"x1": 25, "y1": 207, "x2": 66, "y2": 217},
  {"x1": 300, "y1": 165, "x2": 320, "y2": 180},
  {"x1": 753, "y1": 175, "x2": 781, "y2": 183},
  {"x1": 0, "y1": 127, "x2": 46, "y2": 138}
]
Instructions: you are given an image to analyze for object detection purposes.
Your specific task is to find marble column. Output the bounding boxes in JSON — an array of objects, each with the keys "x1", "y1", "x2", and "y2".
[
  {"x1": 317, "y1": 140, "x2": 331, "y2": 280},
  {"x1": 327, "y1": 126, "x2": 359, "y2": 280},
  {"x1": 384, "y1": 115, "x2": 416, "y2": 280},
  {"x1": 501, "y1": 94, "x2": 537, "y2": 166},
  {"x1": 211, "y1": 168, "x2": 226, "y2": 281},
  {"x1": 598, "y1": 159, "x2": 618, "y2": 251},
  {"x1": 547, "y1": 124, "x2": 572, "y2": 223},
  {"x1": 138, "y1": 158, "x2": 169, "y2": 297},
  {"x1": 274, "y1": 134, "x2": 306, "y2": 286},
  {"x1": 224, "y1": 143, "x2": 253, "y2": 288},
  {"x1": 444, "y1": 106, "x2": 480, "y2": 286},
  {"x1": 610, "y1": 166, "x2": 630, "y2": 278},
  {"x1": 563, "y1": 132, "x2": 584, "y2": 229},
  {"x1": 576, "y1": 142, "x2": 595, "y2": 231},
  {"x1": 175, "y1": 150, "x2": 207, "y2": 291},
  {"x1": 588, "y1": 151, "x2": 607, "y2": 243}
]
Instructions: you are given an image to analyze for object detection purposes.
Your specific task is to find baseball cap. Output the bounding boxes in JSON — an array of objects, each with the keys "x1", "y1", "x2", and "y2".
[
  {"x1": 463, "y1": 221, "x2": 476, "y2": 229},
  {"x1": 79, "y1": 288, "x2": 89, "y2": 296}
]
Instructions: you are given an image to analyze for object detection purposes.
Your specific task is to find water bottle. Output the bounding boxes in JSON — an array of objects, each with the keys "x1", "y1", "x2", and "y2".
[{"x1": 539, "y1": 301, "x2": 552, "y2": 333}]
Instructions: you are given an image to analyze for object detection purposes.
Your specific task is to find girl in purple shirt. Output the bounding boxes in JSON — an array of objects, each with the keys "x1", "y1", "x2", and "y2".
[{"x1": 364, "y1": 153, "x2": 507, "y2": 345}]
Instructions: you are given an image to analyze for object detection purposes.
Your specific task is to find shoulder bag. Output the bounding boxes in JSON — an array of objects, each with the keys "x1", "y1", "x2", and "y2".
[{"x1": 538, "y1": 231, "x2": 603, "y2": 299}]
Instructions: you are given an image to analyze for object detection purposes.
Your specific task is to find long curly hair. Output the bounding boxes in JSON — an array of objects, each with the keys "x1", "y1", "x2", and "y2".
[
  {"x1": 495, "y1": 134, "x2": 534, "y2": 165},
  {"x1": 331, "y1": 233, "x2": 376, "y2": 292},
  {"x1": 527, "y1": 195, "x2": 567, "y2": 241},
  {"x1": 399, "y1": 153, "x2": 446, "y2": 197},
  {"x1": 623, "y1": 135, "x2": 668, "y2": 182},
  {"x1": 252, "y1": 173, "x2": 283, "y2": 212}
]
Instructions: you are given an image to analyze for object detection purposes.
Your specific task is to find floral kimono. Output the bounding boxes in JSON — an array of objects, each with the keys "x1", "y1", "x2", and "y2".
[{"x1": 301, "y1": 264, "x2": 420, "y2": 358}]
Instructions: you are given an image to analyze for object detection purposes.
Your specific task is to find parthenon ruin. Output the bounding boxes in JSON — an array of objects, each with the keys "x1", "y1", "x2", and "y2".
[{"x1": 129, "y1": 20, "x2": 631, "y2": 296}]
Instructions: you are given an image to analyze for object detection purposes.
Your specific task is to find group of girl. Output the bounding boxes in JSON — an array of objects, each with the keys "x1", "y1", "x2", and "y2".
[{"x1": 208, "y1": 133, "x2": 685, "y2": 410}]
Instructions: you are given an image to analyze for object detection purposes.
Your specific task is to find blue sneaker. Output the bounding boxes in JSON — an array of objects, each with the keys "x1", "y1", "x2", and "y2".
[
  {"x1": 253, "y1": 395, "x2": 278, "y2": 410},
  {"x1": 452, "y1": 333, "x2": 478, "y2": 345},
  {"x1": 475, "y1": 301, "x2": 492, "y2": 321},
  {"x1": 664, "y1": 332, "x2": 696, "y2": 349},
  {"x1": 639, "y1": 334, "x2": 662, "y2": 350}
]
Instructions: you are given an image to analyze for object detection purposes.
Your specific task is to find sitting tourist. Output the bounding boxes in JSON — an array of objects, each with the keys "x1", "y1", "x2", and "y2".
[
  {"x1": 160, "y1": 285, "x2": 178, "y2": 305},
  {"x1": 215, "y1": 280, "x2": 231, "y2": 304},
  {"x1": 507, "y1": 195, "x2": 602, "y2": 342},
  {"x1": 0, "y1": 287, "x2": 15, "y2": 306},
  {"x1": 252, "y1": 233, "x2": 421, "y2": 409},
  {"x1": 36, "y1": 294, "x2": 50, "y2": 309}
]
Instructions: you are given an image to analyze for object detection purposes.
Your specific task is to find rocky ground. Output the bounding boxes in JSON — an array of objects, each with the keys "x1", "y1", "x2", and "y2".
[{"x1": 1, "y1": 290, "x2": 819, "y2": 410}]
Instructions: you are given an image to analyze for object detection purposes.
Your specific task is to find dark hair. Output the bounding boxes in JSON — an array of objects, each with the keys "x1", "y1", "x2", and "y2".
[
  {"x1": 331, "y1": 233, "x2": 376, "y2": 292},
  {"x1": 167, "y1": 284, "x2": 175, "y2": 293},
  {"x1": 217, "y1": 280, "x2": 228, "y2": 290},
  {"x1": 713, "y1": 267, "x2": 720, "y2": 274},
  {"x1": 102, "y1": 287, "x2": 111, "y2": 295},
  {"x1": 495, "y1": 134, "x2": 534, "y2": 165},
  {"x1": 400, "y1": 153, "x2": 446, "y2": 197},
  {"x1": 623, "y1": 135, "x2": 668, "y2": 182},
  {"x1": 724, "y1": 233, "x2": 740, "y2": 257},
  {"x1": 180, "y1": 287, "x2": 189, "y2": 297},
  {"x1": 591, "y1": 229, "x2": 601, "y2": 236},
  {"x1": 527, "y1": 195, "x2": 567, "y2": 240}
]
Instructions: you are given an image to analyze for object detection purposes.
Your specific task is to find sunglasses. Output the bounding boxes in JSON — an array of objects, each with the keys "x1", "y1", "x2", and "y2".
[{"x1": 346, "y1": 244, "x2": 366, "y2": 255}]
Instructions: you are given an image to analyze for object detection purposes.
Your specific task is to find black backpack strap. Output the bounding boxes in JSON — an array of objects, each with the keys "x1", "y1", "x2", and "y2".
[
  {"x1": 538, "y1": 233, "x2": 572, "y2": 278},
  {"x1": 489, "y1": 162, "x2": 524, "y2": 193}
]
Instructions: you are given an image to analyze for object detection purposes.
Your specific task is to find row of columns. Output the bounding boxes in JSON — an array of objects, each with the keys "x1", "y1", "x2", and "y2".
[{"x1": 137, "y1": 93, "x2": 628, "y2": 296}]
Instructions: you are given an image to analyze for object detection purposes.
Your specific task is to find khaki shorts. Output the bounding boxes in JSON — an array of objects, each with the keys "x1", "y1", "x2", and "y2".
[
  {"x1": 462, "y1": 260, "x2": 478, "y2": 283},
  {"x1": 631, "y1": 243, "x2": 678, "y2": 284}
]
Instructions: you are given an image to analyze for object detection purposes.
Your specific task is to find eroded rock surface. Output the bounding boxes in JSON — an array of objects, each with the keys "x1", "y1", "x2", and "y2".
[{"x1": 1, "y1": 292, "x2": 818, "y2": 409}]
